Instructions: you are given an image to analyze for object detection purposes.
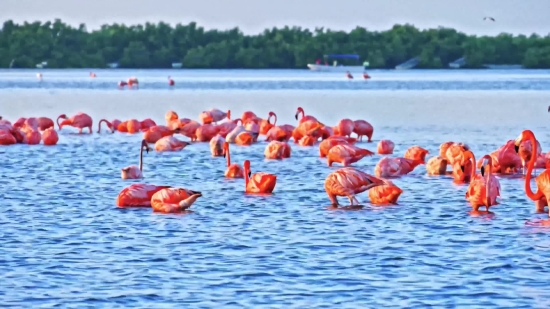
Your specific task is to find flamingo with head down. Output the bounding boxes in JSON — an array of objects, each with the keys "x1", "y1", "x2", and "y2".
[
  {"x1": 377, "y1": 140, "x2": 395, "y2": 154},
  {"x1": 121, "y1": 140, "x2": 151, "y2": 180},
  {"x1": 210, "y1": 134, "x2": 226, "y2": 156},
  {"x1": 143, "y1": 126, "x2": 181, "y2": 144},
  {"x1": 327, "y1": 144, "x2": 374, "y2": 167},
  {"x1": 58, "y1": 113, "x2": 93, "y2": 134},
  {"x1": 155, "y1": 136, "x2": 191, "y2": 152},
  {"x1": 353, "y1": 120, "x2": 374, "y2": 142},
  {"x1": 243, "y1": 160, "x2": 277, "y2": 194},
  {"x1": 116, "y1": 183, "x2": 171, "y2": 207},
  {"x1": 97, "y1": 119, "x2": 121, "y2": 133},
  {"x1": 223, "y1": 142, "x2": 243, "y2": 178},
  {"x1": 151, "y1": 188, "x2": 202, "y2": 213},
  {"x1": 318, "y1": 136, "x2": 356, "y2": 157},
  {"x1": 264, "y1": 141, "x2": 291, "y2": 159}
]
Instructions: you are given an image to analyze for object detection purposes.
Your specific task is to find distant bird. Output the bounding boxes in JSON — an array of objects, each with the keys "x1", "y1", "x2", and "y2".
[
  {"x1": 483, "y1": 17, "x2": 495, "y2": 22},
  {"x1": 548, "y1": 105, "x2": 550, "y2": 112}
]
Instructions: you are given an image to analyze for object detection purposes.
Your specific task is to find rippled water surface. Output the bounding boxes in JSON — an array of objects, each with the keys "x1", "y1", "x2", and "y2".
[{"x1": 2, "y1": 70, "x2": 550, "y2": 308}]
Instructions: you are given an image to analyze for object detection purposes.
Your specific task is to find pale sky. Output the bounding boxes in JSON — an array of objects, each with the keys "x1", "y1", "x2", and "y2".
[{"x1": 2, "y1": 0, "x2": 550, "y2": 36}]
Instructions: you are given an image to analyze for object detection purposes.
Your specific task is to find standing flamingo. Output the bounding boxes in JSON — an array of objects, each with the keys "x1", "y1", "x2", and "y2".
[
  {"x1": 514, "y1": 130, "x2": 550, "y2": 213},
  {"x1": 353, "y1": 120, "x2": 374, "y2": 142},
  {"x1": 404, "y1": 146, "x2": 429, "y2": 163},
  {"x1": 327, "y1": 144, "x2": 374, "y2": 167},
  {"x1": 223, "y1": 142, "x2": 244, "y2": 178},
  {"x1": 294, "y1": 107, "x2": 317, "y2": 124},
  {"x1": 243, "y1": 160, "x2": 277, "y2": 194},
  {"x1": 260, "y1": 112, "x2": 276, "y2": 135},
  {"x1": 37, "y1": 117, "x2": 54, "y2": 131},
  {"x1": 151, "y1": 188, "x2": 202, "y2": 213},
  {"x1": 58, "y1": 113, "x2": 93, "y2": 134},
  {"x1": 121, "y1": 140, "x2": 151, "y2": 180},
  {"x1": 116, "y1": 184, "x2": 171, "y2": 207},
  {"x1": 334, "y1": 119, "x2": 355, "y2": 138},
  {"x1": 462, "y1": 151, "x2": 501, "y2": 214},
  {"x1": 325, "y1": 167, "x2": 400, "y2": 206},
  {"x1": 374, "y1": 157, "x2": 425, "y2": 177}
]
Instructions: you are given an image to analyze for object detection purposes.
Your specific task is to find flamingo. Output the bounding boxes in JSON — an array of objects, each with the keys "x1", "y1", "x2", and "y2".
[
  {"x1": 202, "y1": 109, "x2": 230, "y2": 124},
  {"x1": 151, "y1": 188, "x2": 202, "y2": 213},
  {"x1": 121, "y1": 140, "x2": 150, "y2": 180},
  {"x1": 368, "y1": 180, "x2": 403, "y2": 205},
  {"x1": 128, "y1": 77, "x2": 139, "y2": 89},
  {"x1": 37, "y1": 117, "x2": 54, "y2": 131},
  {"x1": 298, "y1": 135, "x2": 316, "y2": 146},
  {"x1": 0, "y1": 129, "x2": 16, "y2": 145},
  {"x1": 426, "y1": 156, "x2": 448, "y2": 175},
  {"x1": 165, "y1": 110, "x2": 179, "y2": 125},
  {"x1": 241, "y1": 111, "x2": 259, "y2": 124},
  {"x1": 518, "y1": 138, "x2": 542, "y2": 175},
  {"x1": 265, "y1": 125, "x2": 290, "y2": 142},
  {"x1": 168, "y1": 76, "x2": 175, "y2": 86},
  {"x1": 294, "y1": 107, "x2": 317, "y2": 124},
  {"x1": 319, "y1": 136, "x2": 356, "y2": 157},
  {"x1": 217, "y1": 119, "x2": 241, "y2": 138},
  {"x1": 57, "y1": 113, "x2": 93, "y2": 134},
  {"x1": 374, "y1": 157, "x2": 425, "y2": 177},
  {"x1": 223, "y1": 142, "x2": 244, "y2": 178},
  {"x1": 179, "y1": 121, "x2": 200, "y2": 141},
  {"x1": 117, "y1": 121, "x2": 128, "y2": 133},
  {"x1": 260, "y1": 112, "x2": 276, "y2": 135},
  {"x1": 126, "y1": 119, "x2": 142, "y2": 134},
  {"x1": 446, "y1": 142, "x2": 473, "y2": 183},
  {"x1": 243, "y1": 160, "x2": 277, "y2": 194},
  {"x1": 210, "y1": 134, "x2": 225, "y2": 157},
  {"x1": 514, "y1": 130, "x2": 550, "y2": 213},
  {"x1": 327, "y1": 144, "x2": 374, "y2": 167},
  {"x1": 404, "y1": 146, "x2": 429, "y2": 163},
  {"x1": 155, "y1": 136, "x2": 190, "y2": 152},
  {"x1": 334, "y1": 119, "x2": 355, "y2": 138},
  {"x1": 377, "y1": 140, "x2": 395, "y2": 154},
  {"x1": 264, "y1": 141, "x2": 291, "y2": 159},
  {"x1": 143, "y1": 126, "x2": 180, "y2": 144},
  {"x1": 235, "y1": 132, "x2": 255, "y2": 146},
  {"x1": 462, "y1": 151, "x2": 501, "y2": 214},
  {"x1": 116, "y1": 184, "x2": 171, "y2": 207},
  {"x1": 324, "y1": 167, "x2": 401, "y2": 206},
  {"x1": 42, "y1": 128, "x2": 59, "y2": 145},
  {"x1": 140, "y1": 118, "x2": 156, "y2": 130},
  {"x1": 97, "y1": 119, "x2": 120, "y2": 133},
  {"x1": 196, "y1": 124, "x2": 220, "y2": 142}
]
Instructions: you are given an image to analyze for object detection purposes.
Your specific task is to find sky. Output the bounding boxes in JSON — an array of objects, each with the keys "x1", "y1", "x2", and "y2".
[{"x1": 2, "y1": 0, "x2": 550, "y2": 36}]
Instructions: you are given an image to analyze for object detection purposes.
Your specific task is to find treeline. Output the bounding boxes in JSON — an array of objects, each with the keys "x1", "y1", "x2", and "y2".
[{"x1": 1, "y1": 19, "x2": 550, "y2": 69}]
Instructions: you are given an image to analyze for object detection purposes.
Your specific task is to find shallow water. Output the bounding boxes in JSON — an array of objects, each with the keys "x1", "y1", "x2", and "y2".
[{"x1": 2, "y1": 70, "x2": 550, "y2": 308}]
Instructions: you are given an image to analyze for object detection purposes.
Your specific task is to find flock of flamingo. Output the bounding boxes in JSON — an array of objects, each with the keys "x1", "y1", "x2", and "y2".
[{"x1": 1, "y1": 107, "x2": 548, "y2": 224}]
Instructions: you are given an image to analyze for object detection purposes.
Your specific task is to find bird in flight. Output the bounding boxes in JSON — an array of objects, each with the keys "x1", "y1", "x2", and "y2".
[{"x1": 483, "y1": 17, "x2": 495, "y2": 22}]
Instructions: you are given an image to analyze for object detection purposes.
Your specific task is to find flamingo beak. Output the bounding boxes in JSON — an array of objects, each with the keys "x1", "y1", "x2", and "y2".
[
  {"x1": 480, "y1": 166, "x2": 485, "y2": 177},
  {"x1": 248, "y1": 171, "x2": 252, "y2": 178},
  {"x1": 294, "y1": 113, "x2": 298, "y2": 120},
  {"x1": 460, "y1": 165, "x2": 465, "y2": 173}
]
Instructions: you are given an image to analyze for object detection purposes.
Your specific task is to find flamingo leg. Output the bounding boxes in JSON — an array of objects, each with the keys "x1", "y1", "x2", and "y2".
[
  {"x1": 348, "y1": 195, "x2": 360, "y2": 205},
  {"x1": 78, "y1": 128, "x2": 83, "y2": 134}
]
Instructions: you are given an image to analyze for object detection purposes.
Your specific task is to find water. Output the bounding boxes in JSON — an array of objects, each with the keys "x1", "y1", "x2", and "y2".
[{"x1": 1, "y1": 69, "x2": 550, "y2": 308}]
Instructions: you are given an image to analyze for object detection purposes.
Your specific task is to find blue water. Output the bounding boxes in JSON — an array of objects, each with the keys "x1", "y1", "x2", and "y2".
[
  {"x1": 1, "y1": 69, "x2": 550, "y2": 91},
  {"x1": 2, "y1": 70, "x2": 550, "y2": 308}
]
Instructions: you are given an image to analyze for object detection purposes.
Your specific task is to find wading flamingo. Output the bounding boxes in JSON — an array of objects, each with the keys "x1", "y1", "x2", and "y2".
[
  {"x1": 353, "y1": 120, "x2": 374, "y2": 142},
  {"x1": 264, "y1": 141, "x2": 291, "y2": 159},
  {"x1": 295, "y1": 107, "x2": 317, "y2": 124},
  {"x1": 37, "y1": 117, "x2": 54, "y2": 131},
  {"x1": 374, "y1": 157, "x2": 425, "y2": 178},
  {"x1": 210, "y1": 134, "x2": 225, "y2": 156},
  {"x1": 368, "y1": 180, "x2": 403, "y2": 205},
  {"x1": 446, "y1": 142, "x2": 473, "y2": 183},
  {"x1": 426, "y1": 156, "x2": 447, "y2": 175},
  {"x1": 325, "y1": 167, "x2": 393, "y2": 206},
  {"x1": 0, "y1": 129, "x2": 16, "y2": 145},
  {"x1": 319, "y1": 136, "x2": 356, "y2": 157},
  {"x1": 243, "y1": 160, "x2": 277, "y2": 194},
  {"x1": 140, "y1": 118, "x2": 156, "y2": 130},
  {"x1": 260, "y1": 112, "x2": 277, "y2": 135},
  {"x1": 327, "y1": 144, "x2": 374, "y2": 167},
  {"x1": 518, "y1": 138, "x2": 542, "y2": 175},
  {"x1": 514, "y1": 130, "x2": 550, "y2": 213},
  {"x1": 42, "y1": 127, "x2": 59, "y2": 145},
  {"x1": 155, "y1": 136, "x2": 191, "y2": 152},
  {"x1": 126, "y1": 119, "x2": 142, "y2": 134},
  {"x1": 98, "y1": 119, "x2": 118, "y2": 133},
  {"x1": 462, "y1": 151, "x2": 501, "y2": 214},
  {"x1": 196, "y1": 124, "x2": 220, "y2": 142},
  {"x1": 143, "y1": 126, "x2": 180, "y2": 144},
  {"x1": 58, "y1": 113, "x2": 93, "y2": 134},
  {"x1": 223, "y1": 142, "x2": 244, "y2": 178},
  {"x1": 404, "y1": 146, "x2": 429, "y2": 163},
  {"x1": 116, "y1": 184, "x2": 171, "y2": 207},
  {"x1": 151, "y1": 188, "x2": 202, "y2": 213},
  {"x1": 334, "y1": 119, "x2": 355, "y2": 138},
  {"x1": 377, "y1": 140, "x2": 395, "y2": 154},
  {"x1": 121, "y1": 140, "x2": 150, "y2": 180}
]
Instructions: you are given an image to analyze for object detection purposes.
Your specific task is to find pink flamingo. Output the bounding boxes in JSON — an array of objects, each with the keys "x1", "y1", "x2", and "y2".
[
  {"x1": 294, "y1": 107, "x2": 317, "y2": 124},
  {"x1": 260, "y1": 111, "x2": 276, "y2": 135},
  {"x1": 42, "y1": 128, "x2": 59, "y2": 145},
  {"x1": 404, "y1": 146, "x2": 429, "y2": 163},
  {"x1": 333, "y1": 119, "x2": 355, "y2": 138},
  {"x1": 121, "y1": 140, "x2": 151, "y2": 180},
  {"x1": 243, "y1": 160, "x2": 277, "y2": 194},
  {"x1": 327, "y1": 144, "x2": 374, "y2": 167},
  {"x1": 196, "y1": 124, "x2": 220, "y2": 142},
  {"x1": 374, "y1": 157, "x2": 425, "y2": 177},
  {"x1": 155, "y1": 136, "x2": 190, "y2": 152},
  {"x1": 426, "y1": 156, "x2": 448, "y2": 175},
  {"x1": 377, "y1": 140, "x2": 395, "y2": 154},
  {"x1": 210, "y1": 134, "x2": 226, "y2": 157},
  {"x1": 151, "y1": 188, "x2": 202, "y2": 213},
  {"x1": 264, "y1": 141, "x2": 291, "y2": 159},
  {"x1": 223, "y1": 142, "x2": 244, "y2": 178},
  {"x1": 319, "y1": 136, "x2": 356, "y2": 157},
  {"x1": 58, "y1": 113, "x2": 93, "y2": 134},
  {"x1": 143, "y1": 126, "x2": 180, "y2": 144},
  {"x1": 116, "y1": 184, "x2": 171, "y2": 207},
  {"x1": 353, "y1": 120, "x2": 374, "y2": 142},
  {"x1": 462, "y1": 151, "x2": 501, "y2": 214}
]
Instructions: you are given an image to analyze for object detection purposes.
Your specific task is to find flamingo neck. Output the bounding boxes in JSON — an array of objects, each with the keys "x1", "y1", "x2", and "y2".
[
  {"x1": 485, "y1": 157, "x2": 492, "y2": 206},
  {"x1": 139, "y1": 145, "x2": 144, "y2": 171},
  {"x1": 525, "y1": 132, "x2": 542, "y2": 201},
  {"x1": 244, "y1": 166, "x2": 250, "y2": 187},
  {"x1": 98, "y1": 119, "x2": 110, "y2": 133},
  {"x1": 300, "y1": 110, "x2": 305, "y2": 119},
  {"x1": 469, "y1": 154, "x2": 476, "y2": 179},
  {"x1": 226, "y1": 148, "x2": 231, "y2": 167},
  {"x1": 273, "y1": 115, "x2": 278, "y2": 125},
  {"x1": 56, "y1": 116, "x2": 64, "y2": 129}
]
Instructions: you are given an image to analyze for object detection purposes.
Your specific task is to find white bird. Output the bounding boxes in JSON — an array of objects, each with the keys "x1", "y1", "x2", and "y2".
[{"x1": 483, "y1": 17, "x2": 495, "y2": 22}]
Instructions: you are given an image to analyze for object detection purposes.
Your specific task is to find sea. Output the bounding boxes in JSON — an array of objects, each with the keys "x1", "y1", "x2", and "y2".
[{"x1": 1, "y1": 69, "x2": 550, "y2": 308}]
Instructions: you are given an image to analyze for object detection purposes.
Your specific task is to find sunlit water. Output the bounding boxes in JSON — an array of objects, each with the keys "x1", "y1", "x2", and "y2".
[{"x1": 1, "y1": 70, "x2": 550, "y2": 308}]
